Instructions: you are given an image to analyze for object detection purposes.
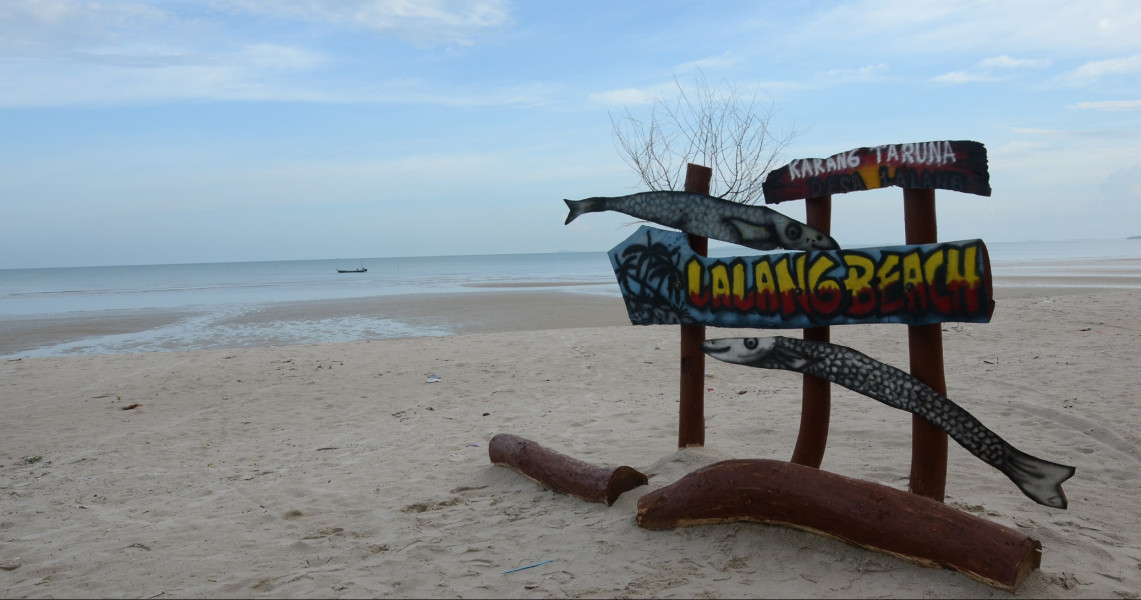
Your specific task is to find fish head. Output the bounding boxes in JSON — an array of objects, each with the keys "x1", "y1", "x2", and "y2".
[
  {"x1": 729, "y1": 212, "x2": 839, "y2": 251},
  {"x1": 702, "y1": 337, "x2": 777, "y2": 365},
  {"x1": 771, "y1": 216, "x2": 840, "y2": 251}
]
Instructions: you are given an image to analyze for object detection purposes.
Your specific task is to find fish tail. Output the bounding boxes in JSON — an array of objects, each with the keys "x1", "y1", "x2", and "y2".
[
  {"x1": 999, "y1": 445, "x2": 1076, "y2": 509},
  {"x1": 564, "y1": 198, "x2": 603, "y2": 225}
]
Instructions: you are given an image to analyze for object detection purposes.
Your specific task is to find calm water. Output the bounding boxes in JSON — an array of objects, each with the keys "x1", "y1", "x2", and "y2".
[
  {"x1": 3, "y1": 239, "x2": 1140, "y2": 358},
  {"x1": 0, "y1": 252, "x2": 618, "y2": 317}
]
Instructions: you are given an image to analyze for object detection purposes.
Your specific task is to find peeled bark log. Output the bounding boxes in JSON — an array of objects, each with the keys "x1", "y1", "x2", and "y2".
[
  {"x1": 637, "y1": 459, "x2": 1040, "y2": 592},
  {"x1": 489, "y1": 434, "x2": 648, "y2": 505}
]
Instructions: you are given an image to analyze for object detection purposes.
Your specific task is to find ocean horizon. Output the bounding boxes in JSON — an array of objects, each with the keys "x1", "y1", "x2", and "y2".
[{"x1": 4, "y1": 238, "x2": 1141, "y2": 359}]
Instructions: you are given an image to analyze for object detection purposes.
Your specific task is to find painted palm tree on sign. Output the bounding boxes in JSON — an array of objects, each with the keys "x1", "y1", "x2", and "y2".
[{"x1": 612, "y1": 228, "x2": 692, "y2": 325}]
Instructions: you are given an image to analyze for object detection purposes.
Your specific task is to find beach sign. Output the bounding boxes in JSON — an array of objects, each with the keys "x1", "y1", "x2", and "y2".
[
  {"x1": 608, "y1": 225, "x2": 993, "y2": 329},
  {"x1": 762, "y1": 140, "x2": 991, "y2": 203}
]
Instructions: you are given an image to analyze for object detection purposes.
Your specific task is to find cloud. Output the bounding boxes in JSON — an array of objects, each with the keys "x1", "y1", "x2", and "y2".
[
  {"x1": 931, "y1": 70, "x2": 1000, "y2": 84},
  {"x1": 0, "y1": 0, "x2": 171, "y2": 57},
  {"x1": 813, "y1": 64, "x2": 888, "y2": 85},
  {"x1": 1055, "y1": 54, "x2": 1141, "y2": 86},
  {"x1": 588, "y1": 82, "x2": 677, "y2": 107},
  {"x1": 751, "y1": 0, "x2": 1141, "y2": 90},
  {"x1": 239, "y1": 43, "x2": 325, "y2": 71},
  {"x1": 219, "y1": 0, "x2": 512, "y2": 47},
  {"x1": 1068, "y1": 100, "x2": 1141, "y2": 111},
  {"x1": 978, "y1": 55, "x2": 1050, "y2": 69},
  {"x1": 931, "y1": 54, "x2": 1048, "y2": 85},
  {"x1": 674, "y1": 52, "x2": 737, "y2": 74},
  {"x1": 0, "y1": 0, "x2": 525, "y2": 107}
]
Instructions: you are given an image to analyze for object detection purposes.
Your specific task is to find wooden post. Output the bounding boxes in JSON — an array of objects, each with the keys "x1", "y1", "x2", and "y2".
[
  {"x1": 903, "y1": 188, "x2": 948, "y2": 502},
  {"x1": 790, "y1": 195, "x2": 832, "y2": 468},
  {"x1": 678, "y1": 163, "x2": 712, "y2": 448}
]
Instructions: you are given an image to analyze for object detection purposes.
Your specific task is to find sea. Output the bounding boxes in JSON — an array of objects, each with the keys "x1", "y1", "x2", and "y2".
[{"x1": 3, "y1": 238, "x2": 1141, "y2": 359}]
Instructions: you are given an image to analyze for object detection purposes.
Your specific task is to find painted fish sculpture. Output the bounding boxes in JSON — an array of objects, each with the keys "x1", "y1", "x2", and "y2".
[
  {"x1": 702, "y1": 336, "x2": 1076, "y2": 509},
  {"x1": 564, "y1": 191, "x2": 839, "y2": 252}
]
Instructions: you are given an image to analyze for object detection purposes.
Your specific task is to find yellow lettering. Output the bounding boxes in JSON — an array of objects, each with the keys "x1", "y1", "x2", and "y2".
[
  {"x1": 687, "y1": 258, "x2": 704, "y2": 304},
  {"x1": 877, "y1": 253, "x2": 903, "y2": 313},
  {"x1": 710, "y1": 263, "x2": 730, "y2": 309},
  {"x1": 901, "y1": 250, "x2": 926, "y2": 312},
  {"x1": 923, "y1": 249, "x2": 949, "y2": 313},
  {"x1": 754, "y1": 260, "x2": 777, "y2": 312},
  {"x1": 808, "y1": 254, "x2": 841, "y2": 314},
  {"x1": 843, "y1": 254, "x2": 876, "y2": 316},
  {"x1": 731, "y1": 261, "x2": 753, "y2": 310}
]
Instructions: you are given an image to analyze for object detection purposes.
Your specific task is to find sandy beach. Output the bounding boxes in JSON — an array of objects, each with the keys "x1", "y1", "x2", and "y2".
[{"x1": 2, "y1": 265, "x2": 1140, "y2": 598}]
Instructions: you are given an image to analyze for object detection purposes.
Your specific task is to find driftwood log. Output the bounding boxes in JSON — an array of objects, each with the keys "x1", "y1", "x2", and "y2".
[
  {"x1": 488, "y1": 434, "x2": 648, "y2": 505},
  {"x1": 637, "y1": 459, "x2": 1041, "y2": 592}
]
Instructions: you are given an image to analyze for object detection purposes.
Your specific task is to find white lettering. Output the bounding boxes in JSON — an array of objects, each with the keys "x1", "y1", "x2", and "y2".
[
  {"x1": 915, "y1": 142, "x2": 927, "y2": 164},
  {"x1": 847, "y1": 150, "x2": 860, "y2": 168},
  {"x1": 902, "y1": 143, "x2": 915, "y2": 163},
  {"x1": 789, "y1": 159, "x2": 801, "y2": 179},
  {"x1": 942, "y1": 141, "x2": 956, "y2": 164},
  {"x1": 887, "y1": 145, "x2": 899, "y2": 161},
  {"x1": 825, "y1": 155, "x2": 837, "y2": 172},
  {"x1": 813, "y1": 158, "x2": 824, "y2": 176}
]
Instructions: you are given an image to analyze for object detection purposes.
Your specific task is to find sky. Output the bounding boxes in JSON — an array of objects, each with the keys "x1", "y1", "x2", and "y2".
[{"x1": 1, "y1": 0, "x2": 1140, "y2": 269}]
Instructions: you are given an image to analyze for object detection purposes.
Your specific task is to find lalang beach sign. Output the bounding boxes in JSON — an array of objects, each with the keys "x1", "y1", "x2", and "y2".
[
  {"x1": 608, "y1": 225, "x2": 993, "y2": 329},
  {"x1": 485, "y1": 138, "x2": 1074, "y2": 593}
]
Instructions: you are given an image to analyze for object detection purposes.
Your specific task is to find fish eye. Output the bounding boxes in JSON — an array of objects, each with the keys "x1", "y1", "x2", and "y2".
[
  {"x1": 784, "y1": 223, "x2": 802, "y2": 240},
  {"x1": 744, "y1": 338, "x2": 758, "y2": 350}
]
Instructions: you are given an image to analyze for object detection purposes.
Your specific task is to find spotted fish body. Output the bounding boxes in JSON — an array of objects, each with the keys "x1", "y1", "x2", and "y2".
[
  {"x1": 564, "y1": 191, "x2": 839, "y2": 252},
  {"x1": 702, "y1": 336, "x2": 1076, "y2": 509}
]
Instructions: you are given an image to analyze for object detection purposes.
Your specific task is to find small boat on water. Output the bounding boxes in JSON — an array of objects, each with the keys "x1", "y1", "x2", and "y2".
[{"x1": 337, "y1": 260, "x2": 367, "y2": 273}]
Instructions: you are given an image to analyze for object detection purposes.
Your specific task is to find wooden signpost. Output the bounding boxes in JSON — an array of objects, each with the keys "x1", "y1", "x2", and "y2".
[{"x1": 489, "y1": 139, "x2": 1070, "y2": 592}]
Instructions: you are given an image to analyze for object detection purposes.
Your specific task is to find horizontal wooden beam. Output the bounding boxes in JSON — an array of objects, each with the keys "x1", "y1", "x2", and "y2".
[
  {"x1": 637, "y1": 459, "x2": 1040, "y2": 591},
  {"x1": 489, "y1": 434, "x2": 648, "y2": 505},
  {"x1": 763, "y1": 140, "x2": 991, "y2": 203}
]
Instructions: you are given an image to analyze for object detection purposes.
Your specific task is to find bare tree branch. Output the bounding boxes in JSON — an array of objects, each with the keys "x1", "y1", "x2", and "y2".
[{"x1": 610, "y1": 70, "x2": 800, "y2": 205}]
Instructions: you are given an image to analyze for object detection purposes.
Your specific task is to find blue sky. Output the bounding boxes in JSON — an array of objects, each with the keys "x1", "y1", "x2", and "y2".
[{"x1": 2, "y1": 0, "x2": 1140, "y2": 268}]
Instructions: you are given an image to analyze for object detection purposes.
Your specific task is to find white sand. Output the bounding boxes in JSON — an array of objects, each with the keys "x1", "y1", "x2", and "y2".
[{"x1": 1, "y1": 284, "x2": 1139, "y2": 598}]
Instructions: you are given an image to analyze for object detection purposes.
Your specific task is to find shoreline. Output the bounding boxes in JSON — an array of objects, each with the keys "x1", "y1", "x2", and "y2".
[
  {"x1": 5, "y1": 260, "x2": 1141, "y2": 358},
  {"x1": 0, "y1": 291, "x2": 631, "y2": 358}
]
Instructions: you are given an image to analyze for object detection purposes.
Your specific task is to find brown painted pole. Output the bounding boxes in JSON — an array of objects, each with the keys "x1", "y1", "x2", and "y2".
[
  {"x1": 903, "y1": 188, "x2": 948, "y2": 502},
  {"x1": 678, "y1": 163, "x2": 712, "y2": 448},
  {"x1": 790, "y1": 195, "x2": 832, "y2": 468}
]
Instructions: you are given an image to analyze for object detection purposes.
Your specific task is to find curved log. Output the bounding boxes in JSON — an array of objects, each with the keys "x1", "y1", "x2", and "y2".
[
  {"x1": 489, "y1": 434, "x2": 648, "y2": 505},
  {"x1": 637, "y1": 459, "x2": 1041, "y2": 592}
]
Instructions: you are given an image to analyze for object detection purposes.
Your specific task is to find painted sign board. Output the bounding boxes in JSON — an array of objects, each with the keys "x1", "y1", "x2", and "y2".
[
  {"x1": 762, "y1": 140, "x2": 991, "y2": 203},
  {"x1": 609, "y1": 225, "x2": 993, "y2": 329}
]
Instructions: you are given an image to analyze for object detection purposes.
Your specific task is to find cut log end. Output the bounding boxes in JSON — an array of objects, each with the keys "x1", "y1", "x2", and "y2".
[{"x1": 489, "y1": 433, "x2": 648, "y2": 505}]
